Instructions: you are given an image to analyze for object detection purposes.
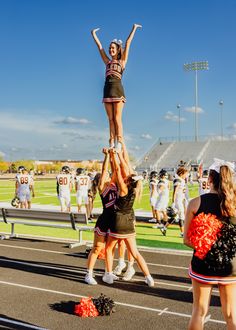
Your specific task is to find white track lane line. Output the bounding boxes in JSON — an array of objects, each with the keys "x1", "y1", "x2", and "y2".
[
  {"x1": 0, "y1": 316, "x2": 47, "y2": 330},
  {"x1": 0, "y1": 280, "x2": 226, "y2": 325},
  {"x1": 0, "y1": 243, "x2": 189, "y2": 269}
]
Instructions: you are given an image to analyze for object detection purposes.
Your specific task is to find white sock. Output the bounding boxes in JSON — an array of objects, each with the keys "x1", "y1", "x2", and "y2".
[
  {"x1": 118, "y1": 258, "x2": 125, "y2": 265},
  {"x1": 145, "y1": 274, "x2": 152, "y2": 280},
  {"x1": 87, "y1": 269, "x2": 93, "y2": 276}
]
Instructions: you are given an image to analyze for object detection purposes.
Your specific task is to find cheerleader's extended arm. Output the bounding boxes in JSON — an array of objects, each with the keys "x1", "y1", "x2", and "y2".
[
  {"x1": 91, "y1": 28, "x2": 110, "y2": 64},
  {"x1": 110, "y1": 148, "x2": 128, "y2": 196},
  {"x1": 122, "y1": 24, "x2": 142, "y2": 66},
  {"x1": 98, "y1": 148, "x2": 110, "y2": 193}
]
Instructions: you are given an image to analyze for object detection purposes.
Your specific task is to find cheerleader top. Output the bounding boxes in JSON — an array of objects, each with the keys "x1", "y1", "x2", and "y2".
[
  {"x1": 100, "y1": 182, "x2": 118, "y2": 211},
  {"x1": 105, "y1": 60, "x2": 124, "y2": 80},
  {"x1": 196, "y1": 193, "x2": 221, "y2": 217},
  {"x1": 115, "y1": 187, "x2": 135, "y2": 214}
]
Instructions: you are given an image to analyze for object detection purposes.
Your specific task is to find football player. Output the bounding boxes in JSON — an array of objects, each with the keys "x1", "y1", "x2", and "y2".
[
  {"x1": 74, "y1": 168, "x2": 91, "y2": 217},
  {"x1": 15, "y1": 166, "x2": 35, "y2": 209},
  {"x1": 172, "y1": 166, "x2": 189, "y2": 237},
  {"x1": 153, "y1": 169, "x2": 170, "y2": 231},
  {"x1": 56, "y1": 166, "x2": 73, "y2": 212},
  {"x1": 148, "y1": 171, "x2": 158, "y2": 223},
  {"x1": 198, "y1": 169, "x2": 210, "y2": 195}
]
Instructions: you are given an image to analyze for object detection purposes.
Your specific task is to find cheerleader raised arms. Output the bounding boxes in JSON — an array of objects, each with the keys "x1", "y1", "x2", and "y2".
[{"x1": 91, "y1": 24, "x2": 142, "y2": 150}]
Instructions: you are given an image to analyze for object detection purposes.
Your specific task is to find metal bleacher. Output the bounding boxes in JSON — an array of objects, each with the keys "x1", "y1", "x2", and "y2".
[{"x1": 136, "y1": 139, "x2": 236, "y2": 172}]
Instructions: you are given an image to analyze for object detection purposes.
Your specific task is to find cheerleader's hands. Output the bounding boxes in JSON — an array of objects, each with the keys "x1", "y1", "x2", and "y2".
[
  {"x1": 134, "y1": 24, "x2": 142, "y2": 29},
  {"x1": 102, "y1": 147, "x2": 109, "y2": 155},
  {"x1": 109, "y1": 147, "x2": 116, "y2": 155},
  {"x1": 91, "y1": 28, "x2": 100, "y2": 35}
]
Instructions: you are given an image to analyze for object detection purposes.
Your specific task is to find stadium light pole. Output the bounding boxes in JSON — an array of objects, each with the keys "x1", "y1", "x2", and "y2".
[
  {"x1": 184, "y1": 61, "x2": 209, "y2": 142},
  {"x1": 219, "y1": 100, "x2": 224, "y2": 140},
  {"x1": 177, "y1": 104, "x2": 181, "y2": 141}
]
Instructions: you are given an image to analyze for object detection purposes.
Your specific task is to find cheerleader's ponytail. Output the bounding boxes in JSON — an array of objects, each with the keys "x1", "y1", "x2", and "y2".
[{"x1": 219, "y1": 165, "x2": 236, "y2": 217}]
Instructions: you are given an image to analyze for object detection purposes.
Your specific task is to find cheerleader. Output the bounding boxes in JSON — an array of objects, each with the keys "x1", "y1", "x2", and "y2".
[
  {"x1": 104, "y1": 147, "x2": 154, "y2": 287},
  {"x1": 85, "y1": 148, "x2": 118, "y2": 285},
  {"x1": 184, "y1": 158, "x2": 236, "y2": 330},
  {"x1": 172, "y1": 166, "x2": 189, "y2": 237},
  {"x1": 91, "y1": 24, "x2": 142, "y2": 150}
]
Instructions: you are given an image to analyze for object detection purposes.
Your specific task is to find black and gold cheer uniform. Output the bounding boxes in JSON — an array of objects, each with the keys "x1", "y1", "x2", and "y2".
[
  {"x1": 189, "y1": 193, "x2": 236, "y2": 285},
  {"x1": 94, "y1": 182, "x2": 117, "y2": 236},
  {"x1": 109, "y1": 187, "x2": 136, "y2": 239},
  {"x1": 103, "y1": 59, "x2": 126, "y2": 103}
]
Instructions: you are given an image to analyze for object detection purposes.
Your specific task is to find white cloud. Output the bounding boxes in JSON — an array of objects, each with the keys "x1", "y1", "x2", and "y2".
[
  {"x1": 141, "y1": 133, "x2": 152, "y2": 140},
  {"x1": 164, "y1": 111, "x2": 186, "y2": 122},
  {"x1": 185, "y1": 106, "x2": 204, "y2": 114},
  {"x1": 0, "y1": 151, "x2": 5, "y2": 158},
  {"x1": 227, "y1": 123, "x2": 236, "y2": 130},
  {"x1": 54, "y1": 117, "x2": 91, "y2": 125}
]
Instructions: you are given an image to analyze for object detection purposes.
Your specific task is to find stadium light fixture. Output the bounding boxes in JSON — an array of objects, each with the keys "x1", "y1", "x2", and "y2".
[
  {"x1": 184, "y1": 61, "x2": 209, "y2": 142},
  {"x1": 177, "y1": 104, "x2": 181, "y2": 142},
  {"x1": 219, "y1": 100, "x2": 224, "y2": 140}
]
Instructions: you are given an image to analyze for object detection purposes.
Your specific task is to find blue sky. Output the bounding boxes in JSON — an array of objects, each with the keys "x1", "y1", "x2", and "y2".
[{"x1": 0, "y1": 0, "x2": 236, "y2": 161}]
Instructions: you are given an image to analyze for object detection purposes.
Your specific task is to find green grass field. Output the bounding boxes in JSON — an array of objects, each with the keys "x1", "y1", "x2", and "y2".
[{"x1": 0, "y1": 178, "x2": 199, "y2": 250}]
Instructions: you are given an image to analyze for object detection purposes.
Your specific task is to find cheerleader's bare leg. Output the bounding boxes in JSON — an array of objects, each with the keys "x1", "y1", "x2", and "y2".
[
  {"x1": 188, "y1": 279, "x2": 212, "y2": 330},
  {"x1": 104, "y1": 103, "x2": 116, "y2": 147},
  {"x1": 124, "y1": 236, "x2": 149, "y2": 276},
  {"x1": 113, "y1": 101, "x2": 124, "y2": 148},
  {"x1": 218, "y1": 283, "x2": 236, "y2": 329}
]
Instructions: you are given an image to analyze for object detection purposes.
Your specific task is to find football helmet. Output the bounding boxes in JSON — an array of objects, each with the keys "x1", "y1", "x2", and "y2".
[
  {"x1": 61, "y1": 166, "x2": 70, "y2": 174},
  {"x1": 159, "y1": 169, "x2": 168, "y2": 178},
  {"x1": 18, "y1": 166, "x2": 25, "y2": 173},
  {"x1": 166, "y1": 206, "x2": 178, "y2": 219},
  {"x1": 76, "y1": 167, "x2": 84, "y2": 175},
  {"x1": 11, "y1": 196, "x2": 20, "y2": 208},
  {"x1": 150, "y1": 171, "x2": 158, "y2": 179}
]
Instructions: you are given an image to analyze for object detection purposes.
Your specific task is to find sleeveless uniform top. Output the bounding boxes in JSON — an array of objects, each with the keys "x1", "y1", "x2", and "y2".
[
  {"x1": 100, "y1": 182, "x2": 117, "y2": 213},
  {"x1": 105, "y1": 60, "x2": 124, "y2": 80},
  {"x1": 115, "y1": 187, "x2": 135, "y2": 215},
  {"x1": 190, "y1": 193, "x2": 236, "y2": 281},
  {"x1": 95, "y1": 183, "x2": 118, "y2": 236},
  {"x1": 103, "y1": 60, "x2": 126, "y2": 103}
]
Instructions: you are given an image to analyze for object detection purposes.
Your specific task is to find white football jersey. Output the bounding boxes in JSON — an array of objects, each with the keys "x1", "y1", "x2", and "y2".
[
  {"x1": 16, "y1": 174, "x2": 33, "y2": 193},
  {"x1": 75, "y1": 174, "x2": 91, "y2": 193},
  {"x1": 56, "y1": 174, "x2": 72, "y2": 193},
  {"x1": 173, "y1": 176, "x2": 186, "y2": 202},
  {"x1": 198, "y1": 177, "x2": 210, "y2": 195},
  {"x1": 149, "y1": 178, "x2": 158, "y2": 197},
  {"x1": 157, "y1": 178, "x2": 169, "y2": 201}
]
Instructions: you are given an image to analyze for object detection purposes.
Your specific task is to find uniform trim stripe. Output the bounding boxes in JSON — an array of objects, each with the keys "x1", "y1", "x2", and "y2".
[
  {"x1": 103, "y1": 96, "x2": 126, "y2": 103},
  {"x1": 108, "y1": 230, "x2": 136, "y2": 239},
  {"x1": 189, "y1": 266, "x2": 236, "y2": 285},
  {"x1": 94, "y1": 227, "x2": 107, "y2": 237}
]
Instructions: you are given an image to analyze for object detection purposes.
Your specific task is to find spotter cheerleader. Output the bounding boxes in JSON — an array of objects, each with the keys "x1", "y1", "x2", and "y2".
[
  {"x1": 85, "y1": 148, "x2": 118, "y2": 285},
  {"x1": 104, "y1": 147, "x2": 154, "y2": 287},
  {"x1": 184, "y1": 158, "x2": 236, "y2": 330},
  {"x1": 91, "y1": 24, "x2": 142, "y2": 150}
]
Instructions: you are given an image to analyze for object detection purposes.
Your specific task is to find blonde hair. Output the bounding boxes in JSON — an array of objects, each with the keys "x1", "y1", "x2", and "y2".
[{"x1": 219, "y1": 166, "x2": 236, "y2": 217}]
